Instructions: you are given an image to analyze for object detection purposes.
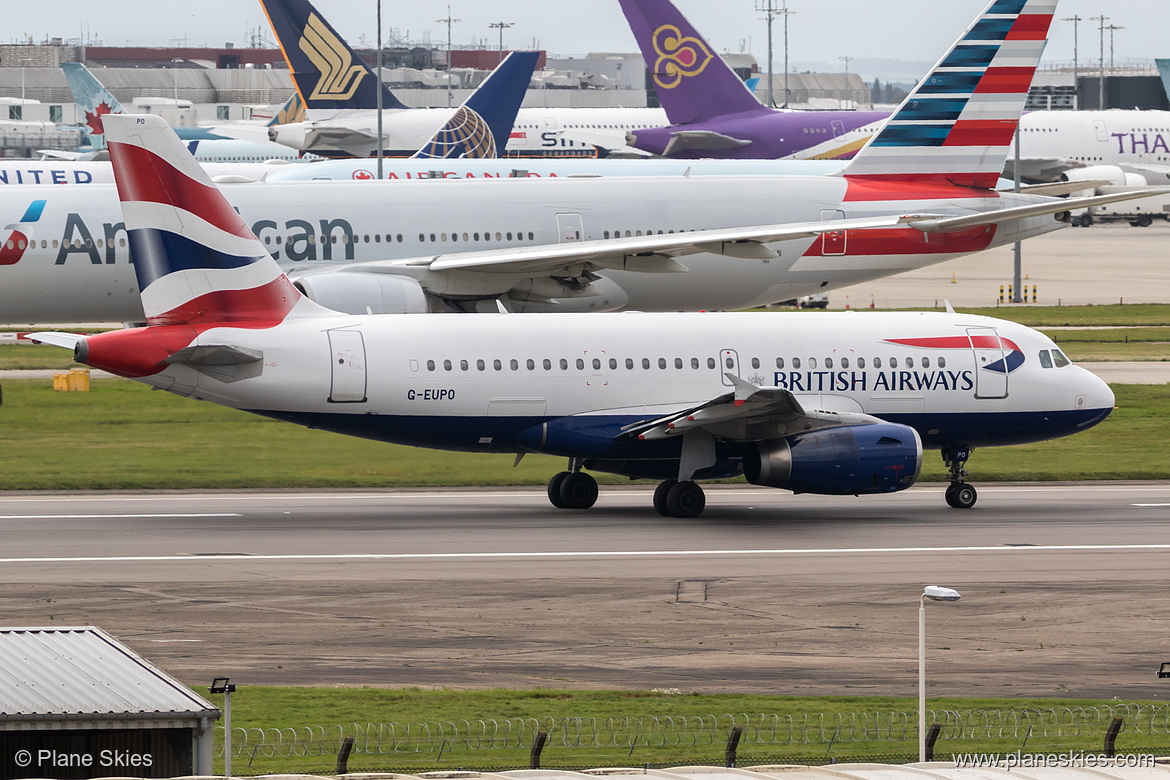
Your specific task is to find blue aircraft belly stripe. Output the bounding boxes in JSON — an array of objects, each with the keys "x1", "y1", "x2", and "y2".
[{"x1": 246, "y1": 408, "x2": 1114, "y2": 460}]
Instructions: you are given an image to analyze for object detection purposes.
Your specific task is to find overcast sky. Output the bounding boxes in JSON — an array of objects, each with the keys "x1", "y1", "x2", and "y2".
[{"x1": 7, "y1": 0, "x2": 1166, "y2": 79}]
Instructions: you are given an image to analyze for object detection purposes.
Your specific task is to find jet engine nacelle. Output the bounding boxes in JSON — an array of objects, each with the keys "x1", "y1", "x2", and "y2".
[
  {"x1": 1061, "y1": 165, "x2": 1148, "y2": 191},
  {"x1": 293, "y1": 272, "x2": 430, "y2": 314},
  {"x1": 742, "y1": 422, "x2": 922, "y2": 495}
]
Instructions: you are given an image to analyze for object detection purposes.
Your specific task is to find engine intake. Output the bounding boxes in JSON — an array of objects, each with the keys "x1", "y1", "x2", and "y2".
[{"x1": 743, "y1": 422, "x2": 922, "y2": 495}]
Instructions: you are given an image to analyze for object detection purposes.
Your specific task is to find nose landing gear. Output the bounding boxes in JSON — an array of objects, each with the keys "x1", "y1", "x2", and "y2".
[{"x1": 942, "y1": 445, "x2": 977, "y2": 509}]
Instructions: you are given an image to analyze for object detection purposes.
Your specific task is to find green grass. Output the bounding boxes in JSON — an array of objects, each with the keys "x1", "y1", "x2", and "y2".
[
  {"x1": 203, "y1": 688, "x2": 1170, "y2": 775},
  {"x1": 0, "y1": 379, "x2": 1167, "y2": 489}
]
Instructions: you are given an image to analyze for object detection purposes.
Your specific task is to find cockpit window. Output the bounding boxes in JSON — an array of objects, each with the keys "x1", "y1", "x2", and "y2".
[
  {"x1": 1038, "y1": 350, "x2": 1053, "y2": 369},
  {"x1": 1052, "y1": 349, "x2": 1071, "y2": 367}
]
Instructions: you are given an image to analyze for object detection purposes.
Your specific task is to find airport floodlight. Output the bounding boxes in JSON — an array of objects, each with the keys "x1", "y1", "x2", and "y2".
[
  {"x1": 1159, "y1": 663, "x2": 1170, "y2": 678},
  {"x1": 209, "y1": 678, "x2": 236, "y2": 776},
  {"x1": 920, "y1": 586, "x2": 962, "y2": 762},
  {"x1": 208, "y1": 677, "x2": 236, "y2": 693},
  {"x1": 923, "y1": 585, "x2": 962, "y2": 602}
]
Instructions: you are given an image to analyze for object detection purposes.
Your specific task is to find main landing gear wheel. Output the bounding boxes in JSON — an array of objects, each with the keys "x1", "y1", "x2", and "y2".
[
  {"x1": 547, "y1": 471, "x2": 570, "y2": 509},
  {"x1": 654, "y1": 480, "x2": 706, "y2": 518},
  {"x1": 942, "y1": 445, "x2": 977, "y2": 509},
  {"x1": 945, "y1": 483, "x2": 978, "y2": 509},
  {"x1": 653, "y1": 480, "x2": 676, "y2": 516},
  {"x1": 558, "y1": 472, "x2": 598, "y2": 509}
]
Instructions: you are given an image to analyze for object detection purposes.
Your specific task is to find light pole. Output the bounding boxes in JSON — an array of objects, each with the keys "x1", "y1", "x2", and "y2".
[
  {"x1": 839, "y1": 55, "x2": 853, "y2": 108},
  {"x1": 919, "y1": 585, "x2": 961, "y2": 763},
  {"x1": 171, "y1": 58, "x2": 183, "y2": 122},
  {"x1": 1106, "y1": 25, "x2": 1124, "y2": 69},
  {"x1": 19, "y1": 58, "x2": 32, "y2": 118},
  {"x1": 489, "y1": 21, "x2": 514, "y2": 66},
  {"x1": 1062, "y1": 15, "x2": 1081, "y2": 107},
  {"x1": 209, "y1": 678, "x2": 236, "y2": 777},
  {"x1": 1091, "y1": 15, "x2": 1108, "y2": 110},
  {"x1": 436, "y1": 8, "x2": 460, "y2": 108},
  {"x1": 376, "y1": 0, "x2": 383, "y2": 178}
]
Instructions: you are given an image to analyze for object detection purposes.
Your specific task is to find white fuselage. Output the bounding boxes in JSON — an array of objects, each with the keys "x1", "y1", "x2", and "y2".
[
  {"x1": 0, "y1": 175, "x2": 1066, "y2": 324},
  {"x1": 135, "y1": 311, "x2": 1114, "y2": 458},
  {"x1": 275, "y1": 106, "x2": 669, "y2": 157}
]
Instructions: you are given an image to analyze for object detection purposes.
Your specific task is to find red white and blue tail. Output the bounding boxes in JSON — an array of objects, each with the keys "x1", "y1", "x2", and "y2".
[
  {"x1": 842, "y1": 0, "x2": 1056, "y2": 188},
  {"x1": 104, "y1": 113, "x2": 327, "y2": 327}
]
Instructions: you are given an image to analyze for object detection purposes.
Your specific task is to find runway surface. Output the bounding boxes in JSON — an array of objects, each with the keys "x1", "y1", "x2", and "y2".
[{"x1": 4, "y1": 484, "x2": 1170, "y2": 698}]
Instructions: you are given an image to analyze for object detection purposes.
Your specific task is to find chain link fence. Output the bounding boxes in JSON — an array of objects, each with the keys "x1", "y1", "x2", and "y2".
[{"x1": 214, "y1": 704, "x2": 1170, "y2": 761}]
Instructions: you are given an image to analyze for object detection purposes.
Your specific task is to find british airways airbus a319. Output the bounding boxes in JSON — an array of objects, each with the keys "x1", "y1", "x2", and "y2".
[{"x1": 33, "y1": 114, "x2": 1115, "y2": 517}]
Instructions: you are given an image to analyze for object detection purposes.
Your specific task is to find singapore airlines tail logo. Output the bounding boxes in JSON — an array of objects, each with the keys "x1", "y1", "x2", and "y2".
[
  {"x1": 299, "y1": 12, "x2": 366, "y2": 101},
  {"x1": 651, "y1": 24, "x2": 714, "y2": 90}
]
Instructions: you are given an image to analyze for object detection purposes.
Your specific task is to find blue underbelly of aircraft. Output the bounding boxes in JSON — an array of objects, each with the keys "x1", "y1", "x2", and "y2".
[{"x1": 246, "y1": 407, "x2": 1113, "y2": 457}]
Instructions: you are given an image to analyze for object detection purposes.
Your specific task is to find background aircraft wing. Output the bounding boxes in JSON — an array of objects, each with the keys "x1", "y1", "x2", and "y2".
[
  {"x1": 371, "y1": 213, "x2": 931, "y2": 278},
  {"x1": 298, "y1": 126, "x2": 379, "y2": 152},
  {"x1": 1003, "y1": 157, "x2": 1083, "y2": 183},
  {"x1": 909, "y1": 188, "x2": 1170, "y2": 233},
  {"x1": 619, "y1": 374, "x2": 884, "y2": 442}
]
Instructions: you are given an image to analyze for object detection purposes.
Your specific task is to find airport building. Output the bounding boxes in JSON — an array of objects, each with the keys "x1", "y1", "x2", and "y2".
[{"x1": 0, "y1": 626, "x2": 220, "y2": 780}]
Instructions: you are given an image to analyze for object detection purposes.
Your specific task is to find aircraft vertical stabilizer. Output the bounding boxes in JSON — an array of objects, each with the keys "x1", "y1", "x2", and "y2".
[
  {"x1": 1157, "y1": 59, "x2": 1170, "y2": 103},
  {"x1": 618, "y1": 0, "x2": 765, "y2": 124},
  {"x1": 259, "y1": 0, "x2": 410, "y2": 111},
  {"x1": 414, "y1": 51, "x2": 540, "y2": 159},
  {"x1": 103, "y1": 114, "x2": 326, "y2": 327},
  {"x1": 62, "y1": 62, "x2": 129, "y2": 149},
  {"x1": 842, "y1": 0, "x2": 1057, "y2": 188}
]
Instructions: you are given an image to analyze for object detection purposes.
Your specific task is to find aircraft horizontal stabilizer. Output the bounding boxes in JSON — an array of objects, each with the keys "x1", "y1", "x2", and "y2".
[
  {"x1": 661, "y1": 131, "x2": 753, "y2": 155},
  {"x1": 27, "y1": 332, "x2": 85, "y2": 350},
  {"x1": 371, "y1": 212, "x2": 934, "y2": 279},
  {"x1": 164, "y1": 345, "x2": 264, "y2": 367},
  {"x1": 909, "y1": 188, "x2": 1170, "y2": 233}
]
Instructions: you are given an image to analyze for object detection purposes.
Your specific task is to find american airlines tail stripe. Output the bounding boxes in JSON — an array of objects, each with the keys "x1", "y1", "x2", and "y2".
[
  {"x1": 975, "y1": 66, "x2": 1038, "y2": 93},
  {"x1": 107, "y1": 141, "x2": 256, "y2": 242},
  {"x1": 893, "y1": 98, "x2": 969, "y2": 122},
  {"x1": 1006, "y1": 14, "x2": 1054, "y2": 40},
  {"x1": 943, "y1": 119, "x2": 1019, "y2": 147},
  {"x1": 988, "y1": 0, "x2": 1028, "y2": 13},
  {"x1": 918, "y1": 72, "x2": 984, "y2": 95},
  {"x1": 940, "y1": 45, "x2": 999, "y2": 69},
  {"x1": 964, "y1": 17, "x2": 1017, "y2": 41}
]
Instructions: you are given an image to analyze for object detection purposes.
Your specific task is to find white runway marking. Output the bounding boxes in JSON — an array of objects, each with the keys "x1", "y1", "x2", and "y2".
[
  {"x1": 0, "y1": 514, "x2": 243, "y2": 520},
  {"x1": 3, "y1": 542, "x2": 1169, "y2": 564}
]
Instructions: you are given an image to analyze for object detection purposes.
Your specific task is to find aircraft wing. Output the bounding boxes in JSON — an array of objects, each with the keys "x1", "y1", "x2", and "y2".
[
  {"x1": 372, "y1": 212, "x2": 934, "y2": 278},
  {"x1": 909, "y1": 188, "x2": 1170, "y2": 233},
  {"x1": 620, "y1": 374, "x2": 882, "y2": 442}
]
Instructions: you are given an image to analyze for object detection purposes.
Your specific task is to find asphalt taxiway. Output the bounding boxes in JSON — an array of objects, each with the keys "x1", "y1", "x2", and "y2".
[{"x1": 4, "y1": 484, "x2": 1170, "y2": 698}]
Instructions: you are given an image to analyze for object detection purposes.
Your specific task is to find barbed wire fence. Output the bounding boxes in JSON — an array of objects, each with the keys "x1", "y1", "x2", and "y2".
[{"x1": 213, "y1": 704, "x2": 1170, "y2": 761}]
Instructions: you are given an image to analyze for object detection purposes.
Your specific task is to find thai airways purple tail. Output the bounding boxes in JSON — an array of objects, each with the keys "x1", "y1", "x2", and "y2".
[{"x1": 618, "y1": 0, "x2": 766, "y2": 124}]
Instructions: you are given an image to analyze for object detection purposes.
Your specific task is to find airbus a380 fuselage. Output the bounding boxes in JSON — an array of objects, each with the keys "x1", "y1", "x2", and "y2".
[{"x1": 0, "y1": 175, "x2": 1066, "y2": 323}]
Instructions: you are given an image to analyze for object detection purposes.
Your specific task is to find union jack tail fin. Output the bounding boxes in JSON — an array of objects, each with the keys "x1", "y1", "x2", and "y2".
[
  {"x1": 103, "y1": 113, "x2": 328, "y2": 327},
  {"x1": 842, "y1": 0, "x2": 1056, "y2": 188}
]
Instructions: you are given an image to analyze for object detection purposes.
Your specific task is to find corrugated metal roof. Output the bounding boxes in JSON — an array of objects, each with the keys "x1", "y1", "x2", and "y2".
[{"x1": 0, "y1": 626, "x2": 219, "y2": 722}]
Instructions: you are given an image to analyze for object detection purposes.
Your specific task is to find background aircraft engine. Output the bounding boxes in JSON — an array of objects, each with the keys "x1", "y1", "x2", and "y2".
[
  {"x1": 742, "y1": 423, "x2": 922, "y2": 496},
  {"x1": 293, "y1": 272, "x2": 430, "y2": 314},
  {"x1": 1060, "y1": 165, "x2": 1148, "y2": 191}
]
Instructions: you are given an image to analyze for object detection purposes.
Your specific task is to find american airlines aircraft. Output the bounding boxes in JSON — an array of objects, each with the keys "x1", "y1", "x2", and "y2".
[
  {"x1": 2, "y1": 0, "x2": 1160, "y2": 324},
  {"x1": 33, "y1": 114, "x2": 1116, "y2": 515}
]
